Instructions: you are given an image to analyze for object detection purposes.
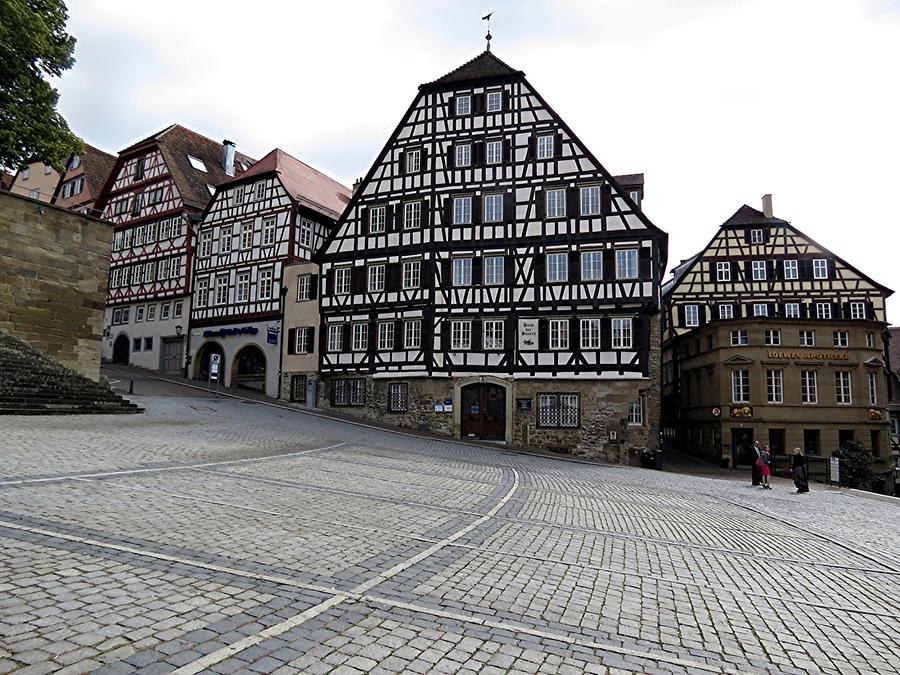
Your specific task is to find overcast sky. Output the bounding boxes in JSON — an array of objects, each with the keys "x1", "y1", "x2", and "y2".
[{"x1": 57, "y1": 0, "x2": 900, "y2": 318}]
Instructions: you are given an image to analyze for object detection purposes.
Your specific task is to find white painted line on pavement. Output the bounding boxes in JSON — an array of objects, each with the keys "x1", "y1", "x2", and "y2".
[
  {"x1": 0, "y1": 442, "x2": 348, "y2": 486},
  {"x1": 172, "y1": 469, "x2": 521, "y2": 675}
]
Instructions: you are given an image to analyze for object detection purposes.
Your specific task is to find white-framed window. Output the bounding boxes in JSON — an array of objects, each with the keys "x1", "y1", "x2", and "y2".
[
  {"x1": 452, "y1": 257, "x2": 472, "y2": 286},
  {"x1": 134, "y1": 225, "x2": 145, "y2": 247},
  {"x1": 455, "y1": 143, "x2": 471, "y2": 168},
  {"x1": 731, "y1": 330, "x2": 748, "y2": 346},
  {"x1": 254, "y1": 181, "x2": 266, "y2": 201},
  {"x1": 813, "y1": 258, "x2": 829, "y2": 279},
  {"x1": 451, "y1": 320, "x2": 472, "y2": 350},
  {"x1": 483, "y1": 193, "x2": 503, "y2": 223},
  {"x1": 455, "y1": 94, "x2": 471, "y2": 115},
  {"x1": 369, "y1": 206, "x2": 386, "y2": 234},
  {"x1": 764, "y1": 329, "x2": 781, "y2": 346},
  {"x1": 801, "y1": 370, "x2": 818, "y2": 404},
  {"x1": 61, "y1": 176, "x2": 84, "y2": 198},
  {"x1": 240, "y1": 221, "x2": 253, "y2": 249},
  {"x1": 234, "y1": 185, "x2": 246, "y2": 206},
  {"x1": 486, "y1": 139, "x2": 503, "y2": 164},
  {"x1": 111, "y1": 267, "x2": 122, "y2": 288},
  {"x1": 236, "y1": 271, "x2": 250, "y2": 303},
  {"x1": 262, "y1": 217, "x2": 276, "y2": 246},
  {"x1": 719, "y1": 304, "x2": 734, "y2": 320},
  {"x1": 388, "y1": 382, "x2": 409, "y2": 412},
  {"x1": 753, "y1": 303, "x2": 768, "y2": 317},
  {"x1": 816, "y1": 302, "x2": 832, "y2": 319},
  {"x1": 404, "y1": 319, "x2": 422, "y2": 349},
  {"x1": 144, "y1": 222, "x2": 157, "y2": 244},
  {"x1": 215, "y1": 274, "x2": 229, "y2": 305},
  {"x1": 453, "y1": 196, "x2": 472, "y2": 224},
  {"x1": 550, "y1": 319, "x2": 569, "y2": 350},
  {"x1": 112, "y1": 231, "x2": 124, "y2": 251},
  {"x1": 327, "y1": 324, "x2": 343, "y2": 352},
  {"x1": 405, "y1": 148, "x2": 421, "y2": 173},
  {"x1": 716, "y1": 262, "x2": 731, "y2": 282},
  {"x1": 195, "y1": 278, "x2": 208, "y2": 308},
  {"x1": 799, "y1": 329, "x2": 815, "y2": 347},
  {"x1": 145, "y1": 187, "x2": 164, "y2": 206},
  {"x1": 546, "y1": 252, "x2": 568, "y2": 283},
  {"x1": 580, "y1": 185, "x2": 600, "y2": 216},
  {"x1": 767, "y1": 370, "x2": 784, "y2": 404},
  {"x1": 160, "y1": 303, "x2": 170, "y2": 320},
  {"x1": 731, "y1": 369, "x2": 750, "y2": 403},
  {"x1": 334, "y1": 267, "x2": 351, "y2": 295},
  {"x1": 218, "y1": 226, "x2": 232, "y2": 254},
  {"x1": 112, "y1": 198, "x2": 129, "y2": 216},
  {"x1": 294, "y1": 327, "x2": 310, "y2": 354},
  {"x1": 868, "y1": 371, "x2": 878, "y2": 405},
  {"x1": 784, "y1": 303, "x2": 800, "y2": 319},
  {"x1": 187, "y1": 154, "x2": 207, "y2": 172},
  {"x1": 258, "y1": 268, "x2": 274, "y2": 300},
  {"x1": 68, "y1": 155, "x2": 81, "y2": 170},
  {"x1": 486, "y1": 90, "x2": 502, "y2": 112},
  {"x1": 402, "y1": 260, "x2": 421, "y2": 289},
  {"x1": 580, "y1": 318, "x2": 601, "y2": 349},
  {"x1": 685, "y1": 304, "x2": 700, "y2": 328},
  {"x1": 368, "y1": 264, "x2": 385, "y2": 292},
  {"x1": 581, "y1": 251, "x2": 602, "y2": 281},
  {"x1": 835, "y1": 371, "x2": 852, "y2": 404},
  {"x1": 122, "y1": 229, "x2": 132, "y2": 249},
  {"x1": 750, "y1": 229, "x2": 764, "y2": 244},
  {"x1": 546, "y1": 188, "x2": 566, "y2": 218},
  {"x1": 135, "y1": 306, "x2": 145, "y2": 323},
  {"x1": 378, "y1": 322, "x2": 394, "y2": 351},
  {"x1": 158, "y1": 219, "x2": 171, "y2": 241},
  {"x1": 299, "y1": 217, "x2": 313, "y2": 249},
  {"x1": 352, "y1": 323, "x2": 369, "y2": 352},
  {"x1": 850, "y1": 302, "x2": 865, "y2": 320},
  {"x1": 537, "y1": 393, "x2": 580, "y2": 428},
  {"x1": 784, "y1": 260, "x2": 799, "y2": 279},
  {"x1": 199, "y1": 231, "x2": 212, "y2": 257},
  {"x1": 483, "y1": 320, "x2": 505, "y2": 351},
  {"x1": 111, "y1": 308, "x2": 122, "y2": 324},
  {"x1": 403, "y1": 201, "x2": 421, "y2": 229},
  {"x1": 612, "y1": 318, "x2": 632, "y2": 349},
  {"x1": 752, "y1": 260, "x2": 767, "y2": 281},
  {"x1": 866, "y1": 331, "x2": 875, "y2": 349},
  {"x1": 158, "y1": 258, "x2": 170, "y2": 281},
  {"x1": 537, "y1": 134, "x2": 555, "y2": 159},
  {"x1": 833, "y1": 331, "x2": 849, "y2": 348},
  {"x1": 296, "y1": 274, "x2": 311, "y2": 301},
  {"x1": 121, "y1": 266, "x2": 130, "y2": 287},
  {"x1": 615, "y1": 249, "x2": 639, "y2": 279},
  {"x1": 628, "y1": 397, "x2": 644, "y2": 426},
  {"x1": 173, "y1": 301, "x2": 182, "y2": 319},
  {"x1": 484, "y1": 256, "x2": 504, "y2": 285}
]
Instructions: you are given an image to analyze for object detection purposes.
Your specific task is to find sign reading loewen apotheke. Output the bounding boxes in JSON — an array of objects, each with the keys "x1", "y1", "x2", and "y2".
[
  {"x1": 767, "y1": 350, "x2": 849, "y2": 361},
  {"x1": 518, "y1": 319, "x2": 539, "y2": 351}
]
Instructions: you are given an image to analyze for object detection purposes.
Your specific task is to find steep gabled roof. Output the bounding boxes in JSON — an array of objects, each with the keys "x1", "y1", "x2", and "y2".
[
  {"x1": 80, "y1": 144, "x2": 116, "y2": 199},
  {"x1": 722, "y1": 204, "x2": 788, "y2": 227},
  {"x1": 218, "y1": 148, "x2": 351, "y2": 221},
  {"x1": 420, "y1": 50, "x2": 524, "y2": 91}
]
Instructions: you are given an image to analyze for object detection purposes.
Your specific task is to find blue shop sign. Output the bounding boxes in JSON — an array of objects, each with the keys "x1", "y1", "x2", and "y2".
[{"x1": 266, "y1": 327, "x2": 278, "y2": 345}]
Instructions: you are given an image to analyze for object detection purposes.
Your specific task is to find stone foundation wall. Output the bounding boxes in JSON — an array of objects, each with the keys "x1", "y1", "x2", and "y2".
[{"x1": 0, "y1": 192, "x2": 111, "y2": 380}]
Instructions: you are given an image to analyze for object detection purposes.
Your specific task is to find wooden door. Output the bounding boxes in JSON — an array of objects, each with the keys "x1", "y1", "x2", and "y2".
[
  {"x1": 161, "y1": 337, "x2": 183, "y2": 374},
  {"x1": 460, "y1": 383, "x2": 506, "y2": 441}
]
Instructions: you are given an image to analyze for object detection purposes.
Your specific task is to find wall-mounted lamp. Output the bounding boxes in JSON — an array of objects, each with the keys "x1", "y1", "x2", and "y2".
[{"x1": 175, "y1": 325, "x2": 183, "y2": 336}]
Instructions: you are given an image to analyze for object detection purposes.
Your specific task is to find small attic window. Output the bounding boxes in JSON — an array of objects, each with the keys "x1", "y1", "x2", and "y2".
[
  {"x1": 206, "y1": 184, "x2": 215, "y2": 195},
  {"x1": 239, "y1": 161, "x2": 248, "y2": 171},
  {"x1": 187, "y1": 155, "x2": 208, "y2": 172}
]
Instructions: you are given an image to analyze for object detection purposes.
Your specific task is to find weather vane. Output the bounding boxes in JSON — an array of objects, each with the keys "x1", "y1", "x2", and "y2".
[{"x1": 483, "y1": 12, "x2": 493, "y2": 51}]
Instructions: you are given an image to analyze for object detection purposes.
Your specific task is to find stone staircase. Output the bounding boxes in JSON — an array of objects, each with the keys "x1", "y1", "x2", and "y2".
[{"x1": 0, "y1": 332, "x2": 142, "y2": 415}]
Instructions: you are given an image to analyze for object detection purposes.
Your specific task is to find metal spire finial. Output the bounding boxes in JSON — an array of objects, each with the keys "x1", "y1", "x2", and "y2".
[{"x1": 482, "y1": 12, "x2": 493, "y2": 51}]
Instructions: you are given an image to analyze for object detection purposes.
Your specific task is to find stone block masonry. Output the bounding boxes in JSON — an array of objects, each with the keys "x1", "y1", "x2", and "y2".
[{"x1": 0, "y1": 191, "x2": 112, "y2": 380}]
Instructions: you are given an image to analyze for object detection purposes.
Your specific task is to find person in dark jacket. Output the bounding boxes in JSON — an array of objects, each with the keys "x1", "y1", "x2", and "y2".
[
  {"x1": 750, "y1": 439, "x2": 763, "y2": 486},
  {"x1": 791, "y1": 447, "x2": 809, "y2": 493}
]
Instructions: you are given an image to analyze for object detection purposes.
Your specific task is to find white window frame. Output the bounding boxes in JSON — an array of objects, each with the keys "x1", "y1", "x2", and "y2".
[
  {"x1": 731, "y1": 330, "x2": 748, "y2": 346},
  {"x1": 800, "y1": 330, "x2": 816, "y2": 347},
  {"x1": 581, "y1": 251, "x2": 602, "y2": 281},
  {"x1": 262, "y1": 217, "x2": 277, "y2": 246},
  {"x1": 453, "y1": 196, "x2": 472, "y2": 225},
  {"x1": 402, "y1": 260, "x2": 421, "y2": 289},
  {"x1": 455, "y1": 143, "x2": 472, "y2": 168},
  {"x1": 546, "y1": 188, "x2": 566, "y2": 219},
  {"x1": 850, "y1": 302, "x2": 865, "y2": 320},
  {"x1": 404, "y1": 319, "x2": 422, "y2": 349},
  {"x1": 405, "y1": 148, "x2": 421, "y2": 173},
  {"x1": 199, "y1": 231, "x2": 212, "y2": 258},
  {"x1": 403, "y1": 201, "x2": 421, "y2": 230},
  {"x1": 753, "y1": 303, "x2": 768, "y2": 317},
  {"x1": 537, "y1": 393, "x2": 580, "y2": 428},
  {"x1": 483, "y1": 256, "x2": 504, "y2": 286},
  {"x1": 367, "y1": 264, "x2": 385, "y2": 292},
  {"x1": 352, "y1": 323, "x2": 369, "y2": 352},
  {"x1": 816, "y1": 303, "x2": 832, "y2": 319},
  {"x1": 378, "y1": 322, "x2": 394, "y2": 351},
  {"x1": 580, "y1": 185, "x2": 600, "y2": 216},
  {"x1": 628, "y1": 397, "x2": 644, "y2": 426},
  {"x1": 369, "y1": 206, "x2": 386, "y2": 234},
  {"x1": 813, "y1": 258, "x2": 829, "y2": 279},
  {"x1": 327, "y1": 324, "x2": 343, "y2": 352},
  {"x1": 452, "y1": 258, "x2": 472, "y2": 286},
  {"x1": 615, "y1": 249, "x2": 639, "y2": 279},
  {"x1": 731, "y1": 369, "x2": 750, "y2": 404},
  {"x1": 483, "y1": 320, "x2": 505, "y2": 351},
  {"x1": 486, "y1": 139, "x2": 503, "y2": 165},
  {"x1": 580, "y1": 318, "x2": 601, "y2": 350},
  {"x1": 537, "y1": 134, "x2": 554, "y2": 160},
  {"x1": 833, "y1": 331, "x2": 849, "y2": 348},
  {"x1": 783, "y1": 260, "x2": 799, "y2": 280},
  {"x1": 451, "y1": 320, "x2": 472, "y2": 350},
  {"x1": 752, "y1": 260, "x2": 767, "y2": 281},
  {"x1": 764, "y1": 329, "x2": 781, "y2": 346},
  {"x1": 546, "y1": 252, "x2": 568, "y2": 283},
  {"x1": 483, "y1": 194, "x2": 503, "y2": 223},
  {"x1": 455, "y1": 94, "x2": 471, "y2": 115},
  {"x1": 486, "y1": 90, "x2": 502, "y2": 112},
  {"x1": 866, "y1": 331, "x2": 875, "y2": 349},
  {"x1": 236, "y1": 271, "x2": 250, "y2": 303},
  {"x1": 160, "y1": 303, "x2": 170, "y2": 320},
  {"x1": 784, "y1": 303, "x2": 800, "y2": 319},
  {"x1": 295, "y1": 327, "x2": 310, "y2": 355},
  {"x1": 868, "y1": 371, "x2": 878, "y2": 405},
  {"x1": 549, "y1": 319, "x2": 569, "y2": 350},
  {"x1": 750, "y1": 229, "x2": 764, "y2": 244},
  {"x1": 240, "y1": 221, "x2": 253, "y2": 249},
  {"x1": 257, "y1": 268, "x2": 274, "y2": 300},
  {"x1": 299, "y1": 217, "x2": 313, "y2": 249},
  {"x1": 296, "y1": 274, "x2": 310, "y2": 301},
  {"x1": 215, "y1": 274, "x2": 229, "y2": 305},
  {"x1": 611, "y1": 317, "x2": 632, "y2": 350},
  {"x1": 767, "y1": 369, "x2": 784, "y2": 404},
  {"x1": 195, "y1": 278, "x2": 209, "y2": 308},
  {"x1": 254, "y1": 181, "x2": 266, "y2": 201},
  {"x1": 835, "y1": 371, "x2": 852, "y2": 405},
  {"x1": 801, "y1": 370, "x2": 818, "y2": 404},
  {"x1": 334, "y1": 267, "x2": 351, "y2": 295},
  {"x1": 719, "y1": 304, "x2": 734, "y2": 320},
  {"x1": 684, "y1": 304, "x2": 700, "y2": 328},
  {"x1": 716, "y1": 262, "x2": 731, "y2": 282}
]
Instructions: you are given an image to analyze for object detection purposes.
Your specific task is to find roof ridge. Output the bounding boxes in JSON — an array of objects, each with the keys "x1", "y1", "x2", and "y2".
[{"x1": 421, "y1": 50, "x2": 524, "y2": 88}]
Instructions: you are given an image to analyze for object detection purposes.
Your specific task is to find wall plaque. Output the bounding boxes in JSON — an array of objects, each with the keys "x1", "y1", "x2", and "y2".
[{"x1": 518, "y1": 318, "x2": 539, "y2": 351}]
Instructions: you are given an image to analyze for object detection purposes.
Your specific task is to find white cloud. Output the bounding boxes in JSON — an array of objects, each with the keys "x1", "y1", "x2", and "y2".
[{"x1": 59, "y1": 0, "x2": 900, "y2": 317}]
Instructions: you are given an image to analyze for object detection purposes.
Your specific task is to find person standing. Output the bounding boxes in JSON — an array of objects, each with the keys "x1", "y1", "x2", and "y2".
[
  {"x1": 759, "y1": 445, "x2": 772, "y2": 490},
  {"x1": 750, "y1": 439, "x2": 763, "y2": 486},
  {"x1": 791, "y1": 447, "x2": 809, "y2": 493}
]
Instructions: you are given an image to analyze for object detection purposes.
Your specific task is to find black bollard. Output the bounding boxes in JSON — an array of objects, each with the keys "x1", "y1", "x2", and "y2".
[{"x1": 128, "y1": 379, "x2": 134, "y2": 395}]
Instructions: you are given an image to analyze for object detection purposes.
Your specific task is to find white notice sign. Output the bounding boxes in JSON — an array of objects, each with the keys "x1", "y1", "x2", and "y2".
[
  {"x1": 518, "y1": 318, "x2": 539, "y2": 351},
  {"x1": 830, "y1": 457, "x2": 841, "y2": 483}
]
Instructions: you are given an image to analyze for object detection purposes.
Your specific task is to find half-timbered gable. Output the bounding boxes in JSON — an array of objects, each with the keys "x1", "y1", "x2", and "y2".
[
  {"x1": 317, "y1": 50, "x2": 668, "y2": 459},
  {"x1": 661, "y1": 197, "x2": 894, "y2": 474},
  {"x1": 96, "y1": 124, "x2": 255, "y2": 372},
  {"x1": 189, "y1": 148, "x2": 350, "y2": 398}
]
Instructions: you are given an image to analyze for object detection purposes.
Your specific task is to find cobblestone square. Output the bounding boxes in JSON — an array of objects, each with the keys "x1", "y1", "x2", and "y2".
[{"x1": 1, "y1": 392, "x2": 899, "y2": 674}]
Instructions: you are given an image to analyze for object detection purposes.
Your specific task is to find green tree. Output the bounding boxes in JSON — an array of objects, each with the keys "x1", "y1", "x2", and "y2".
[
  {"x1": 833, "y1": 439, "x2": 874, "y2": 490},
  {"x1": 0, "y1": 0, "x2": 83, "y2": 171}
]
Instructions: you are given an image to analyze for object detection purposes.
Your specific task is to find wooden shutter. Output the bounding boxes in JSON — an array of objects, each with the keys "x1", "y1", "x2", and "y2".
[
  {"x1": 743, "y1": 260, "x2": 752, "y2": 281},
  {"x1": 308, "y1": 274, "x2": 318, "y2": 299},
  {"x1": 534, "y1": 253, "x2": 546, "y2": 285},
  {"x1": 472, "y1": 318, "x2": 483, "y2": 350},
  {"x1": 504, "y1": 191, "x2": 515, "y2": 223},
  {"x1": 323, "y1": 268, "x2": 331, "y2": 296},
  {"x1": 570, "y1": 318, "x2": 580, "y2": 351},
  {"x1": 446, "y1": 143, "x2": 455, "y2": 170},
  {"x1": 634, "y1": 315, "x2": 647, "y2": 352},
  {"x1": 473, "y1": 93, "x2": 485, "y2": 114},
  {"x1": 386, "y1": 204, "x2": 396, "y2": 232},
  {"x1": 526, "y1": 134, "x2": 536, "y2": 160},
  {"x1": 603, "y1": 249, "x2": 616, "y2": 281},
  {"x1": 567, "y1": 187, "x2": 578, "y2": 218},
  {"x1": 554, "y1": 133, "x2": 563, "y2": 158},
  {"x1": 800, "y1": 259, "x2": 813, "y2": 280},
  {"x1": 865, "y1": 301, "x2": 875, "y2": 320},
  {"x1": 472, "y1": 195, "x2": 483, "y2": 224},
  {"x1": 535, "y1": 188, "x2": 545, "y2": 220},
  {"x1": 600, "y1": 184, "x2": 612, "y2": 214},
  {"x1": 443, "y1": 196, "x2": 453, "y2": 225},
  {"x1": 342, "y1": 324, "x2": 351, "y2": 352},
  {"x1": 827, "y1": 259, "x2": 836, "y2": 279},
  {"x1": 473, "y1": 257, "x2": 483, "y2": 286},
  {"x1": 841, "y1": 302, "x2": 851, "y2": 319},
  {"x1": 387, "y1": 263, "x2": 401, "y2": 292},
  {"x1": 400, "y1": 150, "x2": 407, "y2": 176},
  {"x1": 503, "y1": 138, "x2": 512, "y2": 163},
  {"x1": 448, "y1": 95, "x2": 456, "y2": 117},
  {"x1": 441, "y1": 320, "x2": 451, "y2": 351},
  {"x1": 287, "y1": 328, "x2": 296, "y2": 355},
  {"x1": 504, "y1": 253, "x2": 515, "y2": 286},
  {"x1": 473, "y1": 141, "x2": 485, "y2": 166},
  {"x1": 539, "y1": 319, "x2": 549, "y2": 350},
  {"x1": 771, "y1": 260, "x2": 781, "y2": 280},
  {"x1": 600, "y1": 318, "x2": 612, "y2": 350},
  {"x1": 502, "y1": 90, "x2": 511, "y2": 111},
  {"x1": 441, "y1": 259, "x2": 452, "y2": 286},
  {"x1": 422, "y1": 320, "x2": 433, "y2": 351},
  {"x1": 639, "y1": 246, "x2": 651, "y2": 279},
  {"x1": 394, "y1": 320, "x2": 403, "y2": 348},
  {"x1": 832, "y1": 302, "x2": 841, "y2": 319},
  {"x1": 360, "y1": 207, "x2": 369, "y2": 236},
  {"x1": 352, "y1": 266, "x2": 365, "y2": 293},
  {"x1": 306, "y1": 327, "x2": 315, "y2": 353},
  {"x1": 678, "y1": 305, "x2": 686, "y2": 327},
  {"x1": 569, "y1": 251, "x2": 580, "y2": 283}
]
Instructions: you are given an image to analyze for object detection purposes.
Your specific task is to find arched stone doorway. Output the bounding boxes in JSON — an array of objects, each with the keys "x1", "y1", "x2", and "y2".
[
  {"x1": 232, "y1": 344, "x2": 266, "y2": 392},
  {"x1": 195, "y1": 341, "x2": 224, "y2": 380},
  {"x1": 112, "y1": 334, "x2": 130, "y2": 365},
  {"x1": 459, "y1": 381, "x2": 507, "y2": 441}
]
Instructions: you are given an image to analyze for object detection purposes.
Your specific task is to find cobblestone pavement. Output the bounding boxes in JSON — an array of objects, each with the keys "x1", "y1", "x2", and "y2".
[{"x1": 1, "y1": 394, "x2": 899, "y2": 675}]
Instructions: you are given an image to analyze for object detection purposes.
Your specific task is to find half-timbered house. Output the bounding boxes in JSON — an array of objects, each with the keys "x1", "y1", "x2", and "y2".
[
  {"x1": 661, "y1": 196, "x2": 895, "y2": 484},
  {"x1": 317, "y1": 50, "x2": 668, "y2": 460},
  {"x1": 94, "y1": 125, "x2": 254, "y2": 373},
  {"x1": 189, "y1": 149, "x2": 350, "y2": 398}
]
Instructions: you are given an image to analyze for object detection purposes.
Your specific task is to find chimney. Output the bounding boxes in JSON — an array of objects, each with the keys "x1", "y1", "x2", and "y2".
[
  {"x1": 222, "y1": 140, "x2": 236, "y2": 176},
  {"x1": 352, "y1": 177, "x2": 363, "y2": 196},
  {"x1": 762, "y1": 194, "x2": 773, "y2": 218}
]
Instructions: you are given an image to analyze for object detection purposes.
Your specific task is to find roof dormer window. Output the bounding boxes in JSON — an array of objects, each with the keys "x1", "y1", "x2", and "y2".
[{"x1": 187, "y1": 155, "x2": 208, "y2": 172}]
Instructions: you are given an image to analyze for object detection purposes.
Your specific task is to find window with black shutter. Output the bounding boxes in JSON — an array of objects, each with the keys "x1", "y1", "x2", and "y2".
[
  {"x1": 503, "y1": 138, "x2": 512, "y2": 163},
  {"x1": 472, "y1": 257, "x2": 483, "y2": 286},
  {"x1": 603, "y1": 249, "x2": 615, "y2": 281},
  {"x1": 600, "y1": 318, "x2": 612, "y2": 350},
  {"x1": 639, "y1": 246, "x2": 651, "y2": 279},
  {"x1": 287, "y1": 328, "x2": 297, "y2": 355},
  {"x1": 569, "y1": 251, "x2": 580, "y2": 283},
  {"x1": 360, "y1": 207, "x2": 369, "y2": 236},
  {"x1": 554, "y1": 133, "x2": 563, "y2": 158},
  {"x1": 534, "y1": 188, "x2": 545, "y2": 220},
  {"x1": 600, "y1": 184, "x2": 612, "y2": 215},
  {"x1": 473, "y1": 141, "x2": 485, "y2": 166},
  {"x1": 533, "y1": 253, "x2": 546, "y2": 285},
  {"x1": 308, "y1": 274, "x2": 318, "y2": 300}
]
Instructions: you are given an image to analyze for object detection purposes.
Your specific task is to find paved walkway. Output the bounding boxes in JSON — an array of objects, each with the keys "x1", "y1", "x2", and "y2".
[{"x1": 0, "y1": 393, "x2": 898, "y2": 675}]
